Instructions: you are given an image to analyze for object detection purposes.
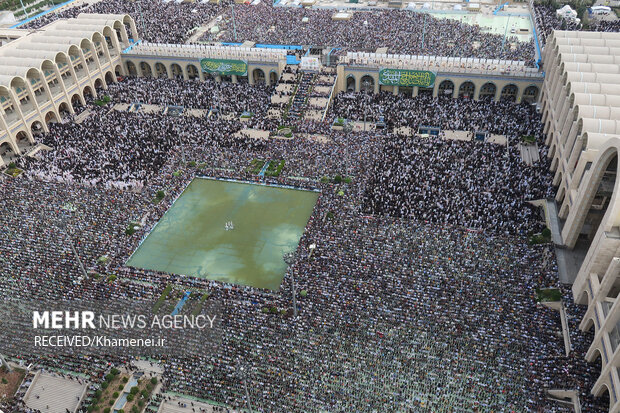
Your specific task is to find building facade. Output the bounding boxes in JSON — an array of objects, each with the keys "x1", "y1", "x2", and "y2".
[
  {"x1": 542, "y1": 30, "x2": 620, "y2": 412},
  {"x1": 336, "y1": 52, "x2": 544, "y2": 103},
  {"x1": 121, "y1": 42, "x2": 287, "y2": 86},
  {"x1": 0, "y1": 13, "x2": 138, "y2": 167}
]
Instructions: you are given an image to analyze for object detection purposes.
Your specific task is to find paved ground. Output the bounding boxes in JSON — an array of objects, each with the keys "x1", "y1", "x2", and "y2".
[
  {"x1": 159, "y1": 395, "x2": 239, "y2": 413},
  {"x1": 487, "y1": 134, "x2": 507, "y2": 145},
  {"x1": 235, "y1": 128, "x2": 271, "y2": 140},
  {"x1": 24, "y1": 372, "x2": 87, "y2": 413}
]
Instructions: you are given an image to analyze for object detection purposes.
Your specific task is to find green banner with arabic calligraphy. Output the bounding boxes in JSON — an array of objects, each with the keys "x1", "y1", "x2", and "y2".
[
  {"x1": 378, "y1": 69, "x2": 436, "y2": 88},
  {"x1": 200, "y1": 59, "x2": 248, "y2": 76}
]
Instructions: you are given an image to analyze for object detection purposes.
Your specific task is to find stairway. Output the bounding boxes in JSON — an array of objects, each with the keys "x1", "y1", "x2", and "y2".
[
  {"x1": 286, "y1": 72, "x2": 316, "y2": 121},
  {"x1": 302, "y1": 71, "x2": 337, "y2": 122}
]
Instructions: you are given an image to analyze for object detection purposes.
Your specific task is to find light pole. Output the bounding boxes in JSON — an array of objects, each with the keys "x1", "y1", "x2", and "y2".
[
  {"x1": 176, "y1": 123, "x2": 186, "y2": 164},
  {"x1": 238, "y1": 365, "x2": 254, "y2": 413},
  {"x1": 0, "y1": 354, "x2": 12, "y2": 372},
  {"x1": 19, "y1": 0, "x2": 29, "y2": 18},
  {"x1": 136, "y1": 0, "x2": 147, "y2": 40},
  {"x1": 421, "y1": 13, "x2": 428, "y2": 50},
  {"x1": 501, "y1": 15, "x2": 512, "y2": 51},
  {"x1": 60, "y1": 206, "x2": 88, "y2": 283},
  {"x1": 362, "y1": 80, "x2": 371, "y2": 132},
  {"x1": 283, "y1": 251, "x2": 298, "y2": 317},
  {"x1": 231, "y1": 3, "x2": 238, "y2": 42}
]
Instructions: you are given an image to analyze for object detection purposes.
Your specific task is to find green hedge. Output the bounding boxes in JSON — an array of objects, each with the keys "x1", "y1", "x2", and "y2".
[
  {"x1": 265, "y1": 160, "x2": 285, "y2": 177},
  {"x1": 153, "y1": 284, "x2": 173, "y2": 312},
  {"x1": 536, "y1": 288, "x2": 562, "y2": 302}
]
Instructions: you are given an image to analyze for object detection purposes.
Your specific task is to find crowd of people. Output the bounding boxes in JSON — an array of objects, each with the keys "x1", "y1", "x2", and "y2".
[
  {"x1": 22, "y1": 0, "x2": 224, "y2": 43},
  {"x1": 331, "y1": 91, "x2": 544, "y2": 141},
  {"x1": 362, "y1": 134, "x2": 552, "y2": 235},
  {"x1": 0, "y1": 65, "x2": 609, "y2": 412},
  {"x1": 105, "y1": 76, "x2": 274, "y2": 116},
  {"x1": 206, "y1": 3, "x2": 536, "y2": 64},
  {"x1": 533, "y1": 2, "x2": 620, "y2": 46}
]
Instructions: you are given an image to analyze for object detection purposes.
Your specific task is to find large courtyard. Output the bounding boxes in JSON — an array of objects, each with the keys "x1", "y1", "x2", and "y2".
[{"x1": 127, "y1": 178, "x2": 318, "y2": 290}]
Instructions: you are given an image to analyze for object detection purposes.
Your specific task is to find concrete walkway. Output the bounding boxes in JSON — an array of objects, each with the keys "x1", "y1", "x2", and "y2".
[
  {"x1": 519, "y1": 143, "x2": 540, "y2": 165},
  {"x1": 547, "y1": 389, "x2": 582, "y2": 413}
]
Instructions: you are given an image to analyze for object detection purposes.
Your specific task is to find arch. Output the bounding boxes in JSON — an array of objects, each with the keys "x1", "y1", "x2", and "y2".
[
  {"x1": 458, "y1": 81, "x2": 475, "y2": 99},
  {"x1": 112, "y1": 20, "x2": 126, "y2": 46},
  {"x1": 500, "y1": 84, "x2": 519, "y2": 102},
  {"x1": 102, "y1": 26, "x2": 117, "y2": 52},
  {"x1": 346, "y1": 75, "x2": 356, "y2": 92},
  {"x1": 114, "y1": 64, "x2": 123, "y2": 77},
  {"x1": 0, "y1": 141, "x2": 17, "y2": 164},
  {"x1": 438, "y1": 80, "x2": 455, "y2": 97},
  {"x1": 360, "y1": 75, "x2": 374, "y2": 93},
  {"x1": 399, "y1": 86, "x2": 413, "y2": 97},
  {"x1": 104, "y1": 71, "x2": 115, "y2": 85},
  {"x1": 30, "y1": 120, "x2": 44, "y2": 136},
  {"x1": 10, "y1": 76, "x2": 32, "y2": 111},
  {"x1": 140, "y1": 62, "x2": 153, "y2": 77},
  {"x1": 522, "y1": 85, "x2": 540, "y2": 103},
  {"x1": 71, "y1": 93, "x2": 83, "y2": 110},
  {"x1": 581, "y1": 316, "x2": 595, "y2": 333},
  {"x1": 252, "y1": 68, "x2": 265, "y2": 84},
  {"x1": 187, "y1": 64, "x2": 199, "y2": 80},
  {"x1": 126, "y1": 61, "x2": 138, "y2": 76},
  {"x1": 83, "y1": 86, "x2": 95, "y2": 100},
  {"x1": 41, "y1": 60, "x2": 62, "y2": 98},
  {"x1": 94, "y1": 78, "x2": 104, "y2": 90},
  {"x1": 15, "y1": 130, "x2": 32, "y2": 148},
  {"x1": 44, "y1": 111, "x2": 58, "y2": 125},
  {"x1": 171, "y1": 63, "x2": 183, "y2": 79},
  {"x1": 155, "y1": 63, "x2": 168, "y2": 79},
  {"x1": 593, "y1": 384, "x2": 611, "y2": 410},
  {"x1": 562, "y1": 139, "x2": 620, "y2": 251},
  {"x1": 58, "y1": 101, "x2": 71, "y2": 115},
  {"x1": 418, "y1": 87, "x2": 434, "y2": 97},
  {"x1": 269, "y1": 70, "x2": 278, "y2": 85},
  {"x1": 479, "y1": 82, "x2": 497, "y2": 101}
]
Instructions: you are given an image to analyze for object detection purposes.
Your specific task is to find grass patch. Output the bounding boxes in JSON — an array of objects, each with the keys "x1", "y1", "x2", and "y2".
[
  {"x1": 87, "y1": 369, "x2": 124, "y2": 412},
  {"x1": 152, "y1": 190, "x2": 165, "y2": 204},
  {"x1": 332, "y1": 117, "x2": 346, "y2": 127},
  {"x1": 247, "y1": 159, "x2": 266, "y2": 175},
  {"x1": 536, "y1": 288, "x2": 562, "y2": 303},
  {"x1": 282, "y1": 83, "x2": 300, "y2": 121},
  {"x1": 191, "y1": 292, "x2": 210, "y2": 316},
  {"x1": 4, "y1": 162, "x2": 22, "y2": 178},
  {"x1": 94, "y1": 95, "x2": 111, "y2": 106},
  {"x1": 528, "y1": 227, "x2": 552, "y2": 245},
  {"x1": 265, "y1": 160, "x2": 285, "y2": 177},
  {"x1": 97, "y1": 255, "x2": 110, "y2": 265},
  {"x1": 276, "y1": 127, "x2": 293, "y2": 138},
  {"x1": 125, "y1": 222, "x2": 140, "y2": 236},
  {"x1": 153, "y1": 284, "x2": 173, "y2": 313},
  {"x1": 521, "y1": 135, "x2": 536, "y2": 144},
  {"x1": 321, "y1": 175, "x2": 352, "y2": 184},
  {"x1": 172, "y1": 170, "x2": 182, "y2": 177},
  {"x1": 0, "y1": 366, "x2": 25, "y2": 403}
]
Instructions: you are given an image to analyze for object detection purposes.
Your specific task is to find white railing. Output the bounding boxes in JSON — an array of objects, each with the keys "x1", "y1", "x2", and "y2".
[
  {"x1": 124, "y1": 42, "x2": 288, "y2": 64},
  {"x1": 342, "y1": 52, "x2": 543, "y2": 78},
  {"x1": 322, "y1": 73, "x2": 337, "y2": 122}
]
